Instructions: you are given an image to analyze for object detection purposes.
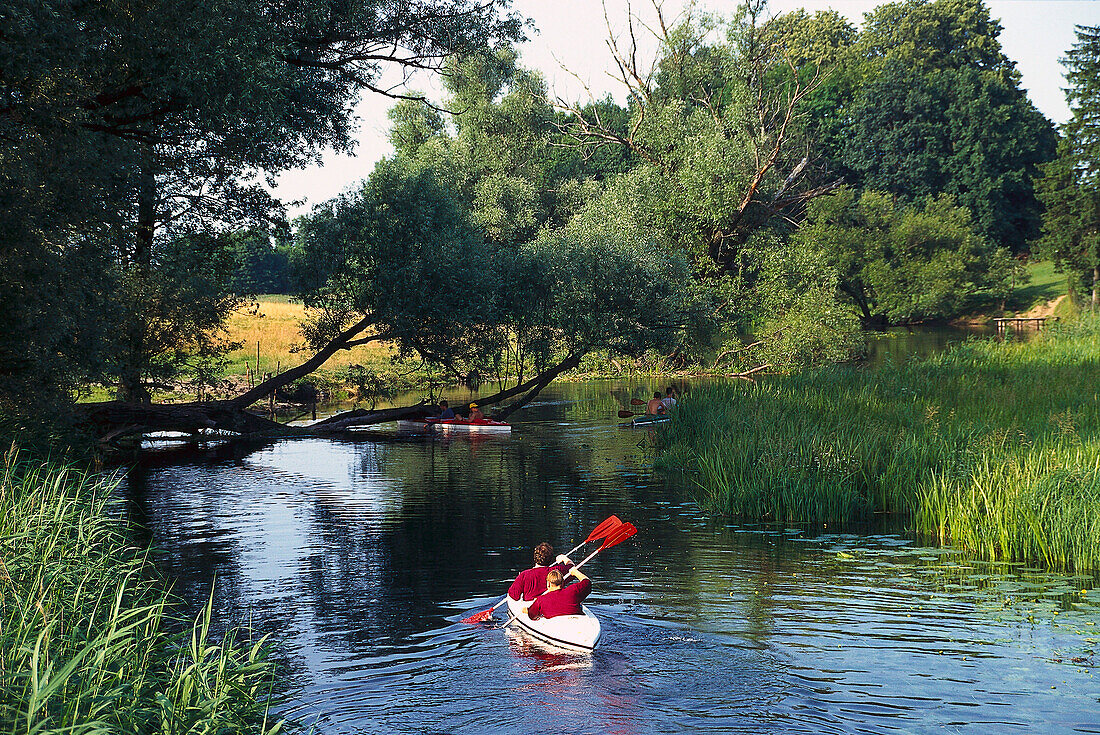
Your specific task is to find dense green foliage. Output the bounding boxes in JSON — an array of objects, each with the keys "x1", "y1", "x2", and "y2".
[
  {"x1": 0, "y1": 0, "x2": 521, "y2": 408},
  {"x1": 658, "y1": 315, "x2": 1100, "y2": 570},
  {"x1": 294, "y1": 144, "x2": 698, "y2": 387},
  {"x1": 230, "y1": 228, "x2": 294, "y2": 296},
  {"x1": 772, "y1": 0, "x2": 1056, "y2": 253},
  {"x1": 0, "y1": 0, "x2": 1074, "y2": 417},
  {"x1": 0, "y1": 451, "x2": 287, "y2": 732},
  {"x1": 1035, "y1": 25, "x2": 1100, "y2": 305},
  {"x1": 792, "y1": 188, "x2": 1013, "y2": 323}
]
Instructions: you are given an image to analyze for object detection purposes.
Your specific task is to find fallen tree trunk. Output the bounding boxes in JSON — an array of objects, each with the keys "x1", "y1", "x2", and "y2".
[
  {"x1": 79, "y1": 400, "x2": 289, "y2": 448},
  {"x1": 77, "y1": 350, "x2": 589, "y2": 444}
]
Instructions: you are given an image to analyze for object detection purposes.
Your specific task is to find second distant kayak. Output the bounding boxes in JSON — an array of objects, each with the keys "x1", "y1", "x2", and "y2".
[
  {"x1": 397, "y1": 418, "x2": 512, "y2": 434},
  {"x1": 630, "y1": 414, "x2": 670, "y2": 426}
]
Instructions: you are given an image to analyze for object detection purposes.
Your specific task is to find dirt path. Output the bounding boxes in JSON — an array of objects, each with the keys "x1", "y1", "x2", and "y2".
[{"x1": 1021, "y1": 294, "x2": 1067, "y2": 319}]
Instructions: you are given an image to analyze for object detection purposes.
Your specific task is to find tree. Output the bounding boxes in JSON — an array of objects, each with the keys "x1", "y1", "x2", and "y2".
[
  {"x1": 230, "y1": 228, "x2": 293, "y2": 295},
  {"x1": 832, "y1": 0, "x2": 1056, "y2": 253},
  {"x1": 793, "y1": 188, "x2": 1011, "y2": 324},
  {"x1": 0, "y1": 0, "x2": 523, "y2": 407},
  {"x1": 1035, "y1": 25, "x2": 1100, "y2": 305},
  {"x1": 561, "y1": 2, "x2": 843, "y2": 277}
]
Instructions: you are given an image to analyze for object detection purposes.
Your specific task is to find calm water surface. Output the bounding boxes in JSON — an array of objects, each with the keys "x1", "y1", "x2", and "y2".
[{"x1": 123, "y1": 381, "x2": 1100, "y2": 734}]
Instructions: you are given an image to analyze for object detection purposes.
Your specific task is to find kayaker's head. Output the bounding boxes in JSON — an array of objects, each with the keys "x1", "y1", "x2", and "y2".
[
  {"x1": 469, "y1": 402, "x2": 478, "y2": 409},
  {"x1": 546, "y1": 569, "x2": 565, "y2": 591},
  {"x1": 439, "y1": 400, "x2": 448, "y2": 408},
  {"x1": 533, "y1": 541, "x2": 555, "y2": 566},
  {"x1": 654, "y1": 391, "x2": 661, "y2": 399}
]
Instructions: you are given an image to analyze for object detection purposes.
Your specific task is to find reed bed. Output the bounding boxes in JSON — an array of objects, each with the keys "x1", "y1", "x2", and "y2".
[
  {"x1": 0, "y1": 449, "x2": 287, "y2": 734},
  {"x1": 658, "y1": 315, "x2": 1100, "y2": 571}
]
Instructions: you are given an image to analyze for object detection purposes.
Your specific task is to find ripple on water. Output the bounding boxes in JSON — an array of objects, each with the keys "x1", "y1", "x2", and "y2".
[{"x1": 121, "y1": 381, "x2": 1100, "y2": 735}]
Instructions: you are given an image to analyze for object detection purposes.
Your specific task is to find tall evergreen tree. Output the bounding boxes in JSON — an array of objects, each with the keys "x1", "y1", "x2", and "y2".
[{"x1": 1035, "y1": 25, "x2": 1100, "y2": 305}]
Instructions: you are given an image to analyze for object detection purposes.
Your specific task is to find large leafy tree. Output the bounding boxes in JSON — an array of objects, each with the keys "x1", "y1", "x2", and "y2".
[
  {"x1": 1035, "y1": 25, "x2": 1100, "y2": 306},
  {"x1": 0, "y1": 0, "x2": 522, "y2": 406},
  {"x1": 563, "y1": 2, "x2": 842, "y2": 275},
  {"x1": 833, "y1": 0, "x2": 1056, "y2": 253},
  {"x1": 793, "y1": 188, "x2": 1012, "y2": 324},
  {"x1": 287, "y1": 154, "x2": 697, "y2": 414}
]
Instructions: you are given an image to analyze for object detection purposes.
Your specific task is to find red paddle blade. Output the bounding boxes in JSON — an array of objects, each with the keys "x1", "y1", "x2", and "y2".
[
  {"x1": 599, "y1": 522, "x2": 638, "y2": 550},
  {"x1": 630, "y1": 398, "x2": 646, "y2": 405},
  {"x1": 462, "y1": 608, "x2": 494, "y2": 624},
  {"x1": 585, "y1": 515, "x2": 623, "y2": 543}
]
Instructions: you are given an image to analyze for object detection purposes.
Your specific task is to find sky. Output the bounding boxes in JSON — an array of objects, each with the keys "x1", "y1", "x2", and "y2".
[{"x1": 271, "y1": 0, "x2": 1100, "y2": 215}]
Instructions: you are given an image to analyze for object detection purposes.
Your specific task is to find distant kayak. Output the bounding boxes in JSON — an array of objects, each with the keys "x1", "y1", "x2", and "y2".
[
  {"x1": 397, "y1": 418, "x2": 512, "y2": 434},
  {"x1": 630, "y1": 414, "x2": 670, "y2": 426},
  {"x1": 506, "y1": 595, "x2": 601, "y2": 652}
]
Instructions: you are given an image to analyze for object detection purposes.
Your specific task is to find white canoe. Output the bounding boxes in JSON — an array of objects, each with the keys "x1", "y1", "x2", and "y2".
[
  {"x1": 505, "y1": 595, "x2": 601, "y2": 652},
  {"x1": 397, "y1": 418, "x2": 512, "y2": 434}
]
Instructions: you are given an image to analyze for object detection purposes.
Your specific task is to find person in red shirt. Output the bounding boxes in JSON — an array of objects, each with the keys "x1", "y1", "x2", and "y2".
[
  {"x1": 524, "y1": 568, "x2": 591, "y2": 619},
  {"x1": 508, "y1": 542, "x2": 573, "y2": 601}
]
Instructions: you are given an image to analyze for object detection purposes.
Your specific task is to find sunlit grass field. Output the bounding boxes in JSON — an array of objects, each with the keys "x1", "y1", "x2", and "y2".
[
  {"x1": 226, "y1": 296, "x2": 397, "y2": 378},
  {"x1": 658, "y1": 314, "x2": 1100, "y2": 571}
]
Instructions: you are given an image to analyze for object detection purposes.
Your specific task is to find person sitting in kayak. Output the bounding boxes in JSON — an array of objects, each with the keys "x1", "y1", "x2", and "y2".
[
  {"x1": 508, "y1": 542, "x2": 573, "y2": 601},
  {"x1": 661, "y1": 386, "x2": 678, "y2": 411},
  {"x1": 468, "y1": 402, "x2": 486, "y2": 421},
  {"x1": 523, "y1": 567, "x2": 591, "y2": 620},
  {"x1": 434, "y1": 400, "x2": 455, "y2": 419},
  {"x1": 646, "y1": 391, "x2": 666, "y2": 416}
]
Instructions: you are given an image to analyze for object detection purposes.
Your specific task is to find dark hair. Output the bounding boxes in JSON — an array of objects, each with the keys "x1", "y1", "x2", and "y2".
[
  {"x1": 439, "y1": 400, "x2": 448, "y2": 407},
  {"x1": 666, "y1": 387, "x2": 675, "y2": 395},
  {"x1": 533, "y1": 541, "x2": 554, "y2": 566},
  {"x1": 654, "y1": 391, "x2": 662, "y2": 399},
  {"x1": 546, "y1": 569, "x2": 564, "y2": 588}
]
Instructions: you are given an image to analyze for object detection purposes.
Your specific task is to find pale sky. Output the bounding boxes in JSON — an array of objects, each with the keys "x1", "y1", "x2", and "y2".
[{"x1": 272, "y1": 0, "x2": 1100, "y2": 215}]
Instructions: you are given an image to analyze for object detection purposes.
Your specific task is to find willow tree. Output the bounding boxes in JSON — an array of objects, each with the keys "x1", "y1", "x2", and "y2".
[
  {"x1": 280, "y1": 156, "x2": 699, "y2": 423},
  {"x1": 561, "y1": 1, "x2": 842, "y2": 277}
]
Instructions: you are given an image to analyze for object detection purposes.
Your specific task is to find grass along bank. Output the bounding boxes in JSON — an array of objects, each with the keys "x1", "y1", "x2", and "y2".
[
  {"x1": 0, "y1": 450, "x2": 288, "y2": 734},
  {"x1": 657, "y1": 315, "x2": 1100, "y2": 571}
]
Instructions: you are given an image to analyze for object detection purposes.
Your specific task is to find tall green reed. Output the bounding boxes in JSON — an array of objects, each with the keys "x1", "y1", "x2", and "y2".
[
  {"x1": 658, "y1": 315, "x2": 1100, "y2": 571},
  {"x1": 0, "y1": 448, "x2": 288, "y2": 734}
]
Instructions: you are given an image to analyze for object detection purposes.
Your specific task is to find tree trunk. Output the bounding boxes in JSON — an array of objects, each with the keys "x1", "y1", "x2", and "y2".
[
  {"x1": 493, "y1": 352, "x2": 583, "y2": 420},
  {"x1": 117, "y1": 143, "x2": 157, "y2": 404}
]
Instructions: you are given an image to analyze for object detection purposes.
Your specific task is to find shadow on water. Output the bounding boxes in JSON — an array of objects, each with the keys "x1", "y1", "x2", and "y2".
[{"x1": 122, "y1": 378, "x2": 1100, "y2": 735}]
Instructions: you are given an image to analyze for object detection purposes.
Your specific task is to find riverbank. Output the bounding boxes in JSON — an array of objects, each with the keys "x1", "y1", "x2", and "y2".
[
  {"x1": 0, "y1": 449, "x2": 288, "y2": 733},
  {"x1": 657, "y1": 314, "x2": 1100, "y2": 571}
]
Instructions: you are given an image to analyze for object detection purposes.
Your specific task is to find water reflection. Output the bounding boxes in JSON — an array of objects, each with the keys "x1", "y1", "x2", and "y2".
[{"x1": 124, "y1": 380, "x2": 1100, "y2": 734}]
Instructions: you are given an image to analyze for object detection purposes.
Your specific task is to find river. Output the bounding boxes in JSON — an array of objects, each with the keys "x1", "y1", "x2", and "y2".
[{"x1": 122, "y1": 377, "x2": 1100, "y2": 734}]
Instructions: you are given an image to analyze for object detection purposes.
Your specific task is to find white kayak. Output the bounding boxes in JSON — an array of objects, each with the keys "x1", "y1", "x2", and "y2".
[
  {"x1": 397, "y1": 418, "x2": 512, "y2": 434},
  {"x1": 505, "y1": 595, "x2": 601, "y2": 652},
  {"x1": 631, "y1": 414, "x2": 670, "y2": 427}
]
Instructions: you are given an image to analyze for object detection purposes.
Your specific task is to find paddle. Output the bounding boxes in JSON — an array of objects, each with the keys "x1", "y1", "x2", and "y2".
[
  {"x1": 461, "y1": 516, "x2": 623, "y2": 624},
  {"x1": 502, "y1": 522, "x2": 638, "y2": 628},
  {"x1": 618, "y1": 409, "x2": 640, "y2": 418},
  {"x1": 570, "y1": 522, "x2": 637, "y2": 573},
  {"x1": 630, "y1": 398, "x2": 646, "y2": 406}
]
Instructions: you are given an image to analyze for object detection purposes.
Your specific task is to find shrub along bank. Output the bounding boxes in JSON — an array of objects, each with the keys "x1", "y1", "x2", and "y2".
[
  {"x1": 657, "y1": 315, "x2": 1100, "y2": 571},
  {"x1": 0, "y1": 450, "x2": 288, "y2": 734}
]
